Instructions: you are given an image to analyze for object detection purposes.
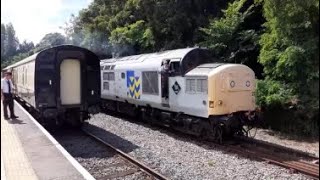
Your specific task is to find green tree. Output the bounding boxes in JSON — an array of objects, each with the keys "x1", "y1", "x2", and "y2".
[
  {"x1": 64, "y1": 0, "x2": 231, "y2": 56},
  {"x1": 110, "y1": 20, "x2": 155, "y2": 56},
  {"x1": 258, "y1": 0, "x2": 319, "y2": 136},
  {"x1": 17, "y1": 40, "x2": 34, "y2": 54},
  {"x1": 200, "y1": 0, "x2": 265, "y2": 78},
  {"x1": 259, "y1": 0, "x2": 319, "y2": 96},
  {"x1": 34, "y1": 32, "x2": 67, "y2": 52},
  {"x1": 1, "y1": 24, "x2": 5, "y2": 59},
  {"x1": 4, "y1": 23, "x2": 19, "y2": 57},
  {"x1": 1, "y1": 23, "x2": 20, "y2": 69}
]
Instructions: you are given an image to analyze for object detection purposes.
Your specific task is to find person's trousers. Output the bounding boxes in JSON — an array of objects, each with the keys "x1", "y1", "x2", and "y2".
[{"x1": 2, "y1": 93, "x2": 15, "y2": 118}]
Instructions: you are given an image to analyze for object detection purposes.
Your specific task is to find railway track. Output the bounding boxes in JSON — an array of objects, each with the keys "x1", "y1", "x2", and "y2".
[
  {"x1": 17, "y1": 97, "x2": 318, "y2": 179},
  {"x1": 100, "y1": 111, "x2": 319, "y2": 179},
  {"x1": 220, "y1": 136, "x2": 319, "y2": 179},
  {"x1": 81, "y1": 129, "x2": 169, "y2": 180}
]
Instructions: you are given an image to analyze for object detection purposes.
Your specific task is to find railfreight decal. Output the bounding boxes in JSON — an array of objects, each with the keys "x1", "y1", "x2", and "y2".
[{"x1": 126, "y1": 70, "x2": 141, "y2": 99}]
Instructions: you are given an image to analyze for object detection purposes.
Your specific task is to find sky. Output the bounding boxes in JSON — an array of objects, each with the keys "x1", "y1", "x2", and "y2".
[{"x1": 1, "y1": 0, "x2": 93, "y2": 44}]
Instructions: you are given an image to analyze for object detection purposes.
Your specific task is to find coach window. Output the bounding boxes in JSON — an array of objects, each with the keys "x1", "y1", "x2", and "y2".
[
  {"x1": 26, "y1": 66, "x2": 28, "y2": 86},
  {"x1": 22, "y1": 67, "x2": 25, "y2": 85},
  {"x1": 14, "y1": 71, "x2": 18, "y2": 85}
]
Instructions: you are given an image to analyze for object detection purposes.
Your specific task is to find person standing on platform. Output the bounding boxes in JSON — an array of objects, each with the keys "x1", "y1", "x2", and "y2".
[{"x1": 1, "y1": 72, "x2": 18, "y2": 120}]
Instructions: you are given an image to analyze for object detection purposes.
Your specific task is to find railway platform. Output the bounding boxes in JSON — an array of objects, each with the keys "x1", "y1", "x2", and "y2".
[{"x1": 1, "y1": 101, "x2": 95, "y2": 180}]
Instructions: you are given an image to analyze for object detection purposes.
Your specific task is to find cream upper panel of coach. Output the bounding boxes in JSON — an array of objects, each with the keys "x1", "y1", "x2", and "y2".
[
  {"x1": 207, "y1": 64, "x2": 256, "y2": 115},
  {"x1": 4, "y1": 53, "x2": 38, "y2": 70}
]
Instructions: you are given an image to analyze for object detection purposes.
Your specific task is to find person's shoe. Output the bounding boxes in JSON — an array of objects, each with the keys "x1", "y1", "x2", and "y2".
[
  {"x1": 4, "y1": 116, "x2": 10, "y2": 120},
  {"x1": 10, "y1": 115, "x2": 19, "y2": 119}
]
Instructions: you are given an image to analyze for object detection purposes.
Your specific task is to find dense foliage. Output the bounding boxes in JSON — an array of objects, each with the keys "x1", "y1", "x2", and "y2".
[
  {"x1": 1, "y1": 0, "x2": 319, "y2": 136},
  {"x1": 257, "y1": 0, "x2": 319, "y2": 136},
  {"x1": 63, "y1": 0, "x2": 231, "y2": 56},
  {"x1": 200, "y1": 0, "x2": 264, "y2": 78}
]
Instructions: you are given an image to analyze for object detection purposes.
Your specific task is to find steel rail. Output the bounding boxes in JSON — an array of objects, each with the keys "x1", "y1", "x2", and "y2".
[{"x1": 82, "y1": 129, "x2": 170, "y2": 180}]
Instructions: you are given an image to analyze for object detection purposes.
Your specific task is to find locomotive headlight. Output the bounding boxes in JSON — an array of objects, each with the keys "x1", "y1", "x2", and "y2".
[
  {"x1": 209, "y1": 101, "x2": 214, "y2": 108},
  {"x1": 230, "y1": 80, "x2": 235, "y2": 88},
  {"x1": 246, "y1": 81, "x2": 250, "y2": 87}
]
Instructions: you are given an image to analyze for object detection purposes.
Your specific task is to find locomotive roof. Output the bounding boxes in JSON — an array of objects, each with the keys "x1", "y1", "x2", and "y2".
[
  {"x1": 101, "y1": 47, "x2": 215, "y2": 76},
  {"x1": 101, "y1": 47, "x2": 198, "y2": 64},
  {"x1": 185, "y1": 63, "x2": 225, "y2": 76}
]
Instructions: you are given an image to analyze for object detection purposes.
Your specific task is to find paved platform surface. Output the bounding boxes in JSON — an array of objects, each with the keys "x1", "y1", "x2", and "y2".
[{"x1": 1, "y1": 101, "x2": 94, "y2": 180}]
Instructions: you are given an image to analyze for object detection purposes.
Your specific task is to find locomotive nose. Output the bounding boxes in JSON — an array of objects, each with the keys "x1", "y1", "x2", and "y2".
[{"x1": 208, "y1": 64, "x2": 256, "y2": 115}]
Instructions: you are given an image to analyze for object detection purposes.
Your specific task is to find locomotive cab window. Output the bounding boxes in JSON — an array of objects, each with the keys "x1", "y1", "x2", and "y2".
[
  {"x1": 170, "y1": 61, "x2": 181, "y2": 76},
  {"x1": 121, "y1": 72, "x2": 125, "y2": 79},
  {"x1": 169, "y1": 58, "x2": 181, "y2": 76}
]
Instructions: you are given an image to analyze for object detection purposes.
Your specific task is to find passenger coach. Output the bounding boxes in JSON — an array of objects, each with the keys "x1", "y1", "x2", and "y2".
[{"x1": 2, "y1": 45, "x2": 101, "y2": 128}]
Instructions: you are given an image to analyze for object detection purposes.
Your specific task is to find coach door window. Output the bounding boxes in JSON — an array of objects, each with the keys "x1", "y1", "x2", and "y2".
[{"x1": 23, "y1": 67, "x2": 25, "y2": 85}]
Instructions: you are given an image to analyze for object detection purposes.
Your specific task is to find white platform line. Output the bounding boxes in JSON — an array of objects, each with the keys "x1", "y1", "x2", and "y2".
[{"x1": 15, "y1": 101, "x2": 95, "y2": 180}]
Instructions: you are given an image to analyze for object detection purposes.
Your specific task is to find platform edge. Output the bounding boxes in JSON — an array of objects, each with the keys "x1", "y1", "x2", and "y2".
[{"x1": 14, "y1": 101, "x2": 95, "y2": 180}]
